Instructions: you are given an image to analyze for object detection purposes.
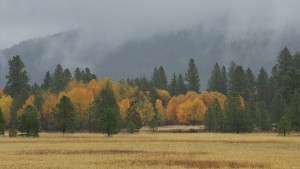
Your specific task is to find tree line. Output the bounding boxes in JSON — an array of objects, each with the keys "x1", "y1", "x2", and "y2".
[{"x1": 0, "y1": 47, "x2": 299, "y2": 136}]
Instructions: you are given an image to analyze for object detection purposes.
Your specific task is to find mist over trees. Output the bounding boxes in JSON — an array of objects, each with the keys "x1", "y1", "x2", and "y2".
[
  {"x1": 2, "y1": 27, "x2": 300, "y2": 89},
  {"x1": 0, "y1": 45, "x2": 299, "y2": 137}
]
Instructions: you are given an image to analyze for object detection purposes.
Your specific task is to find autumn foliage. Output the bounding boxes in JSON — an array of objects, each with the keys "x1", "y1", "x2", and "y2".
[{"x1": 166, "y1": 91, "x2": 226, "y2": 124}]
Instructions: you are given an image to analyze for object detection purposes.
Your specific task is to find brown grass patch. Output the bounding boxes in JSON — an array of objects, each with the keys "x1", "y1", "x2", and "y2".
[
  {"x1": 15, "y1": 149, "x2": 208, "y2": 156},
  {"x1": 124, "y1": 160, "x2": 267, "y2": 168}
]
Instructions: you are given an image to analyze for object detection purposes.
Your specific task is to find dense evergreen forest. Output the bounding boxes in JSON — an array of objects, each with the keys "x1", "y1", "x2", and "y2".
[{"x1": 0, "y1": 47, "x2": 299, "y2": 136}]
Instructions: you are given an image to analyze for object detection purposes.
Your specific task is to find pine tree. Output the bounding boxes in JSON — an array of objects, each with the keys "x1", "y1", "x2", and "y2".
[
  {"x1": 185, "y1": 59, "x2": 200, "y2": 92},
  {"x1": 125, "y1": 100, "x2": 142, "y2": 133},
  {"x1": 229, "y1": 66, "x2": 247, "y2": 100},
  {"x1": 63, "y1": 68, "x2": 72, "y2": 87},
  {"x1": 152, "y1": 66, "x2": 168, "y2": 90},
  {"x1": 245, "y1": 95, "x2": 257, "y2": 128},
  {"x1": 271, "y1": 93, "x2": 285, "y2": 124},
  {"x1": 34, "y1": 91, "x2": 44, "y2": 130},
  {"x1": 282, "y1": 68, "x2": 300, "y2": 102},
  {"x1": 245, "y1": 68, "x2": 256, "y2": 100},
  {"x1": 92, "y1": 87, "x2": 121, "y2": 136},
  {"x1": 256, "y1": 102, "x2": 272, "y2": 131},
  {"x1": 148, "y1": 83, "x2": 160, "y2": 131},
  {"x1": 18, "y1": 106, "x2": 40, "y2": 136},
  {"x1": 207, "y1": 63, "x2": 222, "y2": 92},
  {"x1": 220, "y1": 66, "x2": 227, "y2": 95},
  {"x1": 4, "y1": 56, "x2": 30, "y2": 128},
  {"x1": 178, "y1": 73, "x2": 187, "y2": 94},
  {"x1": 278, "y1": 115, "x2": 292, "y2": 136},
  {"x1": 277, "y1": 47, "x2": 293, "y2": 89},
  {"x1": 9, "y1": 90, "x2": 29, "y2": 128},
  {"x1": 74, "y1": 67, "x2": 82, "y2": 81},
  {"x1": 4, "y1": 55, "x2": 30, "y2": 97},
  {"x1": 158, "y1": 66, "x2": 168, "y2": 90},
  {"x1": 51, "y1": 64, "x2": 65, "y2": 94},
  {"x1": 268, "y1": 66, "x2": 278, "y2": 105},
  {"x1": 224, "y1": 91, "x2": 252, "y2": 133},
  {"x1": 204, "y1": 99, "x2": 221, "y2": 132},
  {"x1": 54, "y1": 96, "x2": 77, "y2": 133},
  {"x1": 0, "y1": 108, "x2": 6, "y2": 135},
  {"x1": 290, "y1": 91, "x2": 300, "y2": 130},
  {"x1": 293, "y1": 52, "x2": 300, "y2": 69},
  {"x1": 41, "y1": 71, "x2": 51, "y2": 90},
  {"x1": 257, "y1": 67, "x2": 269, "y2": 103},
  {"x1": 169, "y1": 73, "x2": 178, "y2": 96},
  {"x1": 152, "y1": 67, "x2": 159, "y2": 88}
]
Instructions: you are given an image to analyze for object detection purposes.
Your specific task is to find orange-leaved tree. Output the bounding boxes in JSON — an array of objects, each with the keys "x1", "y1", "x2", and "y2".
[
  {"x1": 155, "y1": 99, "x2": 165, "y2": 123},
  {"x1": 199, "y1": 91, "x2": 226, "y2": 109},
  {"x1": 165, "y1": 94, "x2": 186, "y2": 123},
  {"x1": 0, "y1": 94, "x2": 13, "y2": 122},
  {"x1": 176, "y1": 97, "x2": 207, "y2": 124}
]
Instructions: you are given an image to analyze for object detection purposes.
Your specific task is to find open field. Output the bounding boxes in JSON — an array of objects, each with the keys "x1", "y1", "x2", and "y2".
[{"x1": 0, "y1": 130, "x2": 300, "y2": 169}]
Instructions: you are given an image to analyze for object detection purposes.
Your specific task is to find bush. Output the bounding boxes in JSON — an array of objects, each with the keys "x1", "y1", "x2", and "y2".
[
  {"x1": 278, "y1": 115, "x2": 292, "y2": 136},
  {"x1": 9, "y1": 128, "x2": 17, "y2": 137},
  {"x1": 126, "y1": 120, "x2": 137, "y2": 133},
  {"x1": 19, "y1": 106, "x2": 40, "y2": 137}
]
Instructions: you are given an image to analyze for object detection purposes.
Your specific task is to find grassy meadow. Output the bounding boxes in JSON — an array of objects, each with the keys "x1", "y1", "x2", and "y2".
[{"x1": 0, "y1": 127, "x2": 299, "y2": 169}]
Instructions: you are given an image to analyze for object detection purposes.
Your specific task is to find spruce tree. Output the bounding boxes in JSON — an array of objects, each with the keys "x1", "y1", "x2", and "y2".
[
  {"x1": 271, "y1": 93, "x2": 285, "y2": 124},
  {"x1": 207, "y1": 63, "x2": 222, "y2": 92},
  {"x1": 169, "y1": 73, "x2": 178, "y2": 96},
  {"x1": 278, "y1": 115, "x2": 292, "y2": 136},
  {"x1": 74, "y1": 67, "x2": 82, "y2": 81},
  {"x1": 257, "y1": 67, "x2": 269, "y2": 103},
  {"x1": 204, "y1": 99, "x2": 221, "y2": 132},
  {"x1": 290, "y1": 91, "x2": 300, "y2": 130},
  {"x1": 34, "y1": 91, "x2": 44, "y2": 130},
  {"x1": 92, "y1": 87, "x2": 121, "y2": 136},
  {"x1": 51, "y1": 64, "x2": 65, "y2": 94},
  {"x1": 0, "y1": 108, "x2": 6, "y2": 135},
  {"x1": 245, "y1": 95, "x2": 257, "y2": 128},
  {"x1": 282, "y1": 68, "x2": 300, "y2": 102},
  {"x1": 277, "y1": 47, "x2": 292, "y2": 89},
  {"x1": 63, "y1": 68, "x2": 72, "y2": 86},
  {"x1": 148, "y1": 83, "x2": 160, "y2": 131},
  {"x1": 220, "y1": 66, "x2": 227, "y2": 95},
  {"x1": 185, "y1": 59, "x2": 200, "y2": 92},
  {"x1": 268, "y1": 66, "x2": 279, "y2": 105},
  {"x1": 178, "y1": 74, "x2": 187, "y2": 94},
  {"x1": 152, "y1": 66, "x2": 168, "y2": 90},
  {"x1": 4, "y1": 56, "x2": 30, "y2": 127},
  {"x1": 229, "y1": 66, "x2": 247, "y2": 100},
  {"x1": 204, "y1": 104, "x2": 217, "y2": 132},
  {"x1": 41, "y1": 71, "x2": 51, "y2": 90},
  {"x1": 54, "y1": 96, "x2": 77, "y2": 133},
  {"x1": 125, "y1": 100, "x2": 142, "y2": 133},
  {"x1": 4, "y1": 55, "x2": 30, "y2": 97},
  {"x1": 158, "y1": 66, "x2": 168, "y2": 90},
  {"x1": 256, "y1": 102, "x2": 272, "y2": 131},
  {"x1": 293, "y1": 52, "x2": 300, "y2": 69},
  {"x1": 245, "y1": 68, "x2": 256, "y2": 100},
  {"x1": 224, "y1": 91, "x2": 252, "y2": 133},
  {"x1": 18, "y1": 106, "x2": 40, "y2": 136},
  {"x1": 152, "y1": 67, "x2": 160, "y2": 88}
]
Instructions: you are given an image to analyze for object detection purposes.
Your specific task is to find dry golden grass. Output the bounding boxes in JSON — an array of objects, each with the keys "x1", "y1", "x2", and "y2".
[{"x1": 0, "y1": 128, "x2": 299, "y2": 169}]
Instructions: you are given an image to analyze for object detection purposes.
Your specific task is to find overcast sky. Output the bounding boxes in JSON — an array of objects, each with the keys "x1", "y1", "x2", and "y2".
[{"x1": 1, "y1": 0, "x2": 300, "y2": 50}]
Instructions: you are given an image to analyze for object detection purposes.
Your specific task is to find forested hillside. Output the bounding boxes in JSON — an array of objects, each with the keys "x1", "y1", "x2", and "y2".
[
  {"x1": 1, "y1": 26, "x2": 300, "y2": 88},
  {"x1": 0, "y1": 47, "x2": 299, "y2": 136}
]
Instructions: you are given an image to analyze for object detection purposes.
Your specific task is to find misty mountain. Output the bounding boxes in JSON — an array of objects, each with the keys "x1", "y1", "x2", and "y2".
[
  {"x1": 1, "y1": 26, "x2": 300, "y2": 89},
  {"x1": 99, "y1": 26, "x2": 300, "y2": 89}
]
